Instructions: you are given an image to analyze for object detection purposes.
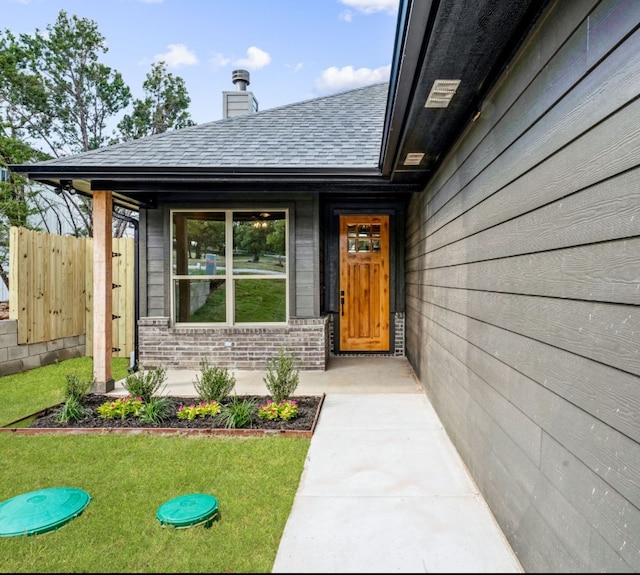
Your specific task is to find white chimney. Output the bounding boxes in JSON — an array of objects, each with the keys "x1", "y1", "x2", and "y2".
[{"x1": 222, "y1": 69, "x2": 259, "y2": 118}]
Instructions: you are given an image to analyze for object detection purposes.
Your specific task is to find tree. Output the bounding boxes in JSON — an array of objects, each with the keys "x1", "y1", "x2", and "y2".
[
  {"x1": 0, "y1": 10, "x2": 197, "y2": 291},
  {"x1": 115, "y1": 61, "x2": 195, "y2": 142},
  {"x1": 0, "y1": 10, "x2": 131, "y2": 155},
  {"x1": 0, "y1": 9, "x2": 132, "y2": 239},
  {"x1": 112, "y1": 61, "x2": 196, "y2": 236},
  {"x1": 0, "y1": 132, "x2": 44, "y2": 289}
]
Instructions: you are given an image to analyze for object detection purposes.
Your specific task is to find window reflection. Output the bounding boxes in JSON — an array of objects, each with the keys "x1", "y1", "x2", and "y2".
[
  {"x1": 173, "y1": 279, "x2": 227, "y2": 323},
  {"x1": 346, "y1": 220, "x2": 382, "y2": 253},
  {"x1": 232, "y1": 212, "x2": 287, "y2": 275},
  {"x1": 172, "y1": 212, "x2": 225, "y2": 276},
  {"x1": 172, "y1": 210, "x2": 288, "y2": 325}
]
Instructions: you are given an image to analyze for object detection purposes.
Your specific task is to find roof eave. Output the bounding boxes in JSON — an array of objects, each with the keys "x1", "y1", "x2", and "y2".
[
  {"x1": 9, "y1": 164, "x2": 420, "y2": 209},
  {"x1": 381, "y1": 0, "x2": 436, "y2": 181}
]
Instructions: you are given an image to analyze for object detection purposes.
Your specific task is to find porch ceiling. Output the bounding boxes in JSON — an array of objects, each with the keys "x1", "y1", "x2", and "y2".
[{"x1": 381, "y1": 0, "x2": 550, "y2": 186}]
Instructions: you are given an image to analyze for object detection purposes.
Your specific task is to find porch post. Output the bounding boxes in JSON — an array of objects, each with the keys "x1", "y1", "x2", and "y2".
[{"x1": 93, "y1": 190, "x2": 114, "y2": 392}]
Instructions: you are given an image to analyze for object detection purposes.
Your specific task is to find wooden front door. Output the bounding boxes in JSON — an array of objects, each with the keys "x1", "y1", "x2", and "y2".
[{"x1": 339, "y1": 215, "x2": 390, "y2": 351}]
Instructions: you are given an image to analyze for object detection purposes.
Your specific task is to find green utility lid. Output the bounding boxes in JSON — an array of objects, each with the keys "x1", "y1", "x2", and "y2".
[
  {"x1": 156, "y1": 493, "x2": 219, "y2": 529},
  {"x1": 0, "y1": 487, "x2": 91, "y2": 537}
]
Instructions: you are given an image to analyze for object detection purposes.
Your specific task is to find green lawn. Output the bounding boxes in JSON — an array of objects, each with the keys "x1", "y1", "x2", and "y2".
[
  {"x1": 0, "y1": 357, "x2": 130, "y2": 427},
  {"x1": 0, "y1": 358, "x2": 310, "y2": 572}
]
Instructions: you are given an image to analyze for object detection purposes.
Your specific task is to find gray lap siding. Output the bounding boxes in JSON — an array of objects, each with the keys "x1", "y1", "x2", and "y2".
[{"x1": 405, "y1": 0, "x2": 640, "y2": 571}]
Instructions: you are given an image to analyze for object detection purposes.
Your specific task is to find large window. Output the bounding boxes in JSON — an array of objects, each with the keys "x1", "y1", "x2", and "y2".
[{"x1": 171, "y1": 210, "x2": 287, "y2": 324}]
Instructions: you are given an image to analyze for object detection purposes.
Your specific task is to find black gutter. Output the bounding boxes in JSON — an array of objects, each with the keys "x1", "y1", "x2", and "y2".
[{"x1": 9, "y1": 165, "x2": 385, "y2": 178}]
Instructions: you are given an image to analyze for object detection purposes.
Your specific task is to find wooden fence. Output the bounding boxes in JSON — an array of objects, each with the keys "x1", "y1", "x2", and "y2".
[{"x1": 9, "y1": 227, "x2": 134, "y2": 358}]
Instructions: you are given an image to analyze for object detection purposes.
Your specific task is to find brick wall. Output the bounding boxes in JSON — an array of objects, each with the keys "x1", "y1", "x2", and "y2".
[
  {"x1": 327, "y1": 312, "x2": 406, "y2": 356},
  {"x1": 394, "y1": 312, "x2": 405, "y2": 356},
  {"x1": 0, "y1": 319, "x2": 85, "y2": 377},
  {"x1": 138, "y1": 316, "x2": 329, "y2": 370}
]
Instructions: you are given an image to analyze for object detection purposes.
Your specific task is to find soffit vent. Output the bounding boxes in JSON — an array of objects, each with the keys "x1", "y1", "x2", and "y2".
[
  {"x1": 403, "y1": 153, "x2": 425, "y2": 166},
  {"x1": 425, "y1": 79, "x2": 461, "y2": 108}
]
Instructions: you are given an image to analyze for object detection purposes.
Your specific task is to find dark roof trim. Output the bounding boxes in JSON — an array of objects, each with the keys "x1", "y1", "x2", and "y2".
[
  {"x1": 91, "y1": 178, "x2": 421, "y2": 193},
  {"x1": 8, "y1": 164, "x2": 383, "y2": 179},
  {"x1": 381, "y1": 0, "x2": 437, "y2": 178}
]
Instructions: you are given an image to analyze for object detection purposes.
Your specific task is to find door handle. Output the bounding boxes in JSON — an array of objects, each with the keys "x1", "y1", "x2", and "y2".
[{"x1": 340, "y1": 297, "x2": 345, "y2": 316}]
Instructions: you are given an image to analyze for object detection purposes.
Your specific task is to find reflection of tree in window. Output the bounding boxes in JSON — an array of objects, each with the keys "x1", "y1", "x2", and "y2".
[
  {"x1": 173, "y1": 209, "x2": 287, "y2": 324},
  {"x1": 187, "y1": 219, "x2": 225, "y2": 259},
  {"x1": 233, "y1": 212, "x2": 286, "y2": 270},
  {"x1": 267, "y1": 220, "x2": 286, "y2": 266},
  {"x1": 235, "y1": 222, "x2": 270, "y2": 263}
]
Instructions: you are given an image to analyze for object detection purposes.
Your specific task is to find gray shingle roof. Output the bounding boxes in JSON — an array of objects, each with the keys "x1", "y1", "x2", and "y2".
[{"x1": 34, "y1": 82, "x2": 389, "y2": 170}]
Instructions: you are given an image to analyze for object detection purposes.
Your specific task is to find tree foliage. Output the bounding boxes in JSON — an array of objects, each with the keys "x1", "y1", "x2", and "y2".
[
  {"x1": 116, "y1": 61, "x2": 195, "y2": 142},
  {"x1": 0, "y1": 10, "x2": 196, "y2": 292},
  {"x1": 0, "y1": 9, "x2": 132, "y2": 246},
  {"x1": 0, "y1": 10, "x2": 131, "y2": 156},
  {"x1": 0, "y1": 132, "x2": 42, "y2": 289}
]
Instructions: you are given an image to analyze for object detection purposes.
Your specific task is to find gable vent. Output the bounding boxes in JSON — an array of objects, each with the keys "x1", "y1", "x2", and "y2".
[{"x1": 425, "y1": 79, "x2": 461, "y2": 108}]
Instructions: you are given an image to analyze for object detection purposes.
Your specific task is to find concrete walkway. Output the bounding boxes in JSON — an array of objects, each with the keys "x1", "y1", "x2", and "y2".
[
  {"x1": 272, "y1": 391, "x2": 522, "y2": 573},
  {"x1": 112, "y1": 356, "x2": 522, "y2": 573}
]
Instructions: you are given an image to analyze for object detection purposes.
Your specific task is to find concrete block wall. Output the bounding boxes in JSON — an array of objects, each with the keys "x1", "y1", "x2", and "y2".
[
  {"x1": 0, "y1": 319, "x2": 86, "y2": 377},
  {"x1": 138, "y1": 316, "x2": 329, "y2": 370}
]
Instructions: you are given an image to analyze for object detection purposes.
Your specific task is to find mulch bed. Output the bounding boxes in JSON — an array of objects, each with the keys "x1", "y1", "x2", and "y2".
[{"x1": 5, "y1": 394, "x2": 324, "y2": 437}]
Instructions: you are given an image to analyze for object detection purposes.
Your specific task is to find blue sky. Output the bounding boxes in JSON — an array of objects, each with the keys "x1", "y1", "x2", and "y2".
[{"x1": 2, "y1": 0, "x2": 399, "y2": 125}]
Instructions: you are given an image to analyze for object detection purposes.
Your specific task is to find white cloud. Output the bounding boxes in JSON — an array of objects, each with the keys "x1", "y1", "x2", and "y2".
[
  {"x1": 339, "y1": 0, "x2": 399, "y2": 15},
  {"x1": 286, "y1": 62, "x2": 304, "y2": 73},
  {"x1": 233, "y1": 46, "x2": 271, "y2": 70},
  {"x1": 210, "y1": 52, "x2": 231, "y2": 68},
  {"x1": 339, "y1": 10, "x2": 353, "y2": 22},
  {"x1": 139, "y1": 0, "x2": 163, "y2": 4},
  {"x1": 315, "y1": 64, "x2": 391, "y2": 93},
  {"x1": 153, "y1": 44, "x2": 198, "y2": 68}
]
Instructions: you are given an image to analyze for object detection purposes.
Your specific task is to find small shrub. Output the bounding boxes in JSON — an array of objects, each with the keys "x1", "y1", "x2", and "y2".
[
  {"x1": 177, "y1": 400, "x2": 221, "y2": 420},
  {"x1": 258, "y1": 399, "x2": 298, "y2": 421},
  {"x1": 54, "y1": 373, "x2": 94, "y2": 423},
  {"x1": 123, "y1": 366, "x2": 167, "y2": 403},
  {"x1": 138, "y1": 396, "x2": 174, "y2": 425},
  {"x1": 97, "y1": 396, "x2": 143, "y2": 420},
  {"x1": 194, "y1": 360, "x2": 236, "y2": 402},
  {"x1": 63, "y1": 373, "x2": 94, "y2": 401},
  {"x1": 55, "y1": 395, "x2": 91, "y2": 424},
  {"x1": 263, "y1": 348, "x2": 300, "y2": 403},
  {"x1": 216, "y1": 396, "x2": 256, "y2": 429}
]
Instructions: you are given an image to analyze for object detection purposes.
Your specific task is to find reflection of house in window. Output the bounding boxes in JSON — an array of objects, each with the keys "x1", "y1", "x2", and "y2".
[{"x1": 171, "y1": 210, "x2": 287, "y2": 325}]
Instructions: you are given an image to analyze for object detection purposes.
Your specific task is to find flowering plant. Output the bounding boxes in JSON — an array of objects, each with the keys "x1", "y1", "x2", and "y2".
[
  {"x1": 177, "y1": 400, "x2": 221, "y2": 420},
  {"x1": 257, "y1": 399, "x2": 298, "y2": 421},
  {"x1": 97, "y1": 395, "x2": 143, "y2": 420}
]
